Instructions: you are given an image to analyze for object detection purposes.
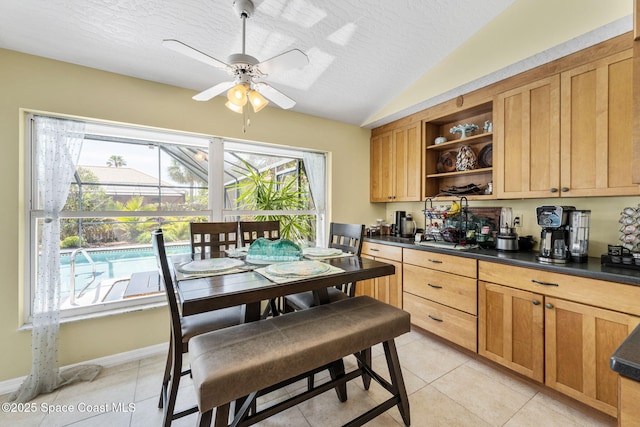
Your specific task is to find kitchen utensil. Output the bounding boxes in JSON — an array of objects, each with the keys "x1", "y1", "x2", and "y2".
[
  {"x1": 568, "y1": 210, "x2": 590, "y2": 262},
  {"x1": 400, "y1": 214, "x2": 416, "y2": 238}
]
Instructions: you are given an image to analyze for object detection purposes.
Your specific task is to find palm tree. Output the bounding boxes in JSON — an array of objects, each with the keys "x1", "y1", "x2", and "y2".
[
  {"x1": 232, "y1": 160, "x2": 314, "y2": 243},
  {"x1": 106, "y1": 155, "x2": 126, "y2": 167},
  {"x1": 168, "y1": 159, "x2": 203, "y2": 201}
]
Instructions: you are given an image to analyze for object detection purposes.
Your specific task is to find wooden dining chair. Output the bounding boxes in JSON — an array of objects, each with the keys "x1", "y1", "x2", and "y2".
[
  {"x1": 239, "y1": 220, "x2": 283, "y2": 317},
  {"x1": 284, "y1": 222, "x2": 365, "y2": 311},
  {"x1": 152, "y1": 229, "x2": 243, "y2": 427},
  {"x1": 239, "y1": 220, "x2": 280, "y2": 247},
  {"x1": 190, "y1": 221, "x2": 239, "y2": 259}
]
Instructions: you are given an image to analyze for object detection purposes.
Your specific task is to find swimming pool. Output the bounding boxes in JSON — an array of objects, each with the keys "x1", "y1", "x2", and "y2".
[{"x1": 59, "y1": 243, "x2": 191, "y2": 299}]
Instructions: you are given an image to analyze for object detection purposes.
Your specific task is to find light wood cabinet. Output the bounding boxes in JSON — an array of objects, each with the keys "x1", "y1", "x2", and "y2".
[
  {"x1": 479, "y1": 261, "x2": 640, "y2": 417},
  {"x1": 403, "y1": 248, "x2": 477, "y2": 352},
  {"x1": 358, "y1": 242, "x2": 402, "y2": 308},
  {"x1": 478, "y1": 281, "x2": 544, "y2": 382},
  {"x1": 494, "y1": 75, "x2": 560, "y2": 198},
  {"x1": 618, "y1": 375, "x2": 640, "y2": 426},
  {"x1": 545, "y1": 297, "x2": 640, "y2": 417},
  {"x1": 560, "y1": 49, "x2": 638, "y2": 197},
  {"x1": 370, "y1": 122, "x2": 422, "y2": 202}
]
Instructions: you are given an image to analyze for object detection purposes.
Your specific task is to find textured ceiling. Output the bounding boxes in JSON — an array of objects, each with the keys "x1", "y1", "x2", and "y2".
[{"x1": 1, "y1": 0, "x2": 520, "y2": 126}]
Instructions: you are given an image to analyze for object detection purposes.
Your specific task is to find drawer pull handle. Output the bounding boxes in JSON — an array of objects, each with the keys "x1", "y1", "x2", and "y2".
[
  {"x1": 370, "y1": 248, "x2": 379, "y2": 252},
  {"x1": 427, "y1": 283, "x2": 443, "y2": 289},
  {"x1": 532, "y1": 299, "x2": 540, "y2": 305},
  {"x1": 545, "y1": 303, "x2": 554, "y2": 309},
  {"x1": 428, "y1": 259, "x2": 443, "y2": 264},
  {"x1": 428, "y1": 314, "x2": 443, "y2": 322},
  {"x1": 531, "y1": 279, "x2": 559, "y2": 287}
]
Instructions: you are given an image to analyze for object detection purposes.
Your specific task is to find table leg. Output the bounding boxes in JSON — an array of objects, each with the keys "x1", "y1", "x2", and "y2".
[{"x1": 243, "y1": 302, "x2": 261, "y2": 323}]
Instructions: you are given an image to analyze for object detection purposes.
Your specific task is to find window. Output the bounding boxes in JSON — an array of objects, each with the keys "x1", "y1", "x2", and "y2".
[{"x1": 26, "y1": 114, "x2": 326, "y2": 322}]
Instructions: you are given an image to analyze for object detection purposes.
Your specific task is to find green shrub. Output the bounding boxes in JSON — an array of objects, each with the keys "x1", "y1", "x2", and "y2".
[{"x1": 60, "y1": 236, "x2": 84, "y2": 248}]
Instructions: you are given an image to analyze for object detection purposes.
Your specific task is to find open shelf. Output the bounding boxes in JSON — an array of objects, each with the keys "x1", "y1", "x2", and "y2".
[
  {"x1": 427, "y1": 132, "x2": 492, "y2": 151},
  {"x1": 427, "y1": 167, "x2": 492, "y2": 179}
]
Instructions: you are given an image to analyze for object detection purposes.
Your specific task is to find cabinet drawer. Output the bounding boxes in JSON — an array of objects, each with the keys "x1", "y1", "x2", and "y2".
[
  {"x1": 403, "y1": 248, "x2": 477, "y2": 278},
  {"x1": 403, "y1": 263, "x2": 477, "y2": 315},
  {"x1": 479, "y1": 261, "x2": 640, "y2": 317},
  {"x1": 404, "y1": 293, "x2": 477, "y2": 352},
  {"x1": 362, "y1": 242, "x2": 402, "y2": 261}
]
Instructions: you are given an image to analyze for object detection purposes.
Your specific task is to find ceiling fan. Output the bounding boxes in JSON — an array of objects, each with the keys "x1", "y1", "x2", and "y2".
[{"x1": 162, "y1": 0, "x2": 309, "y2": 113}]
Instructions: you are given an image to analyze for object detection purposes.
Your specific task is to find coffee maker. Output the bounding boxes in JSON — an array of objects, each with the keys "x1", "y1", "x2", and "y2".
[
  {"x1": 536, "y1": 205, "x2": 575, "y2": 264},
  {"x1": 393, "y1": 211, "x2": 406, "y2": 237},
  {"x1": 568, "y1": 210, "x2": 591, "y2": 262}
]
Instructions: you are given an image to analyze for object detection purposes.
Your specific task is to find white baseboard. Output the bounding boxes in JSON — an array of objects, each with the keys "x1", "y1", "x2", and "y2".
[{"x1": 0, "y1": 343, "x2": 167, "y2": 396}]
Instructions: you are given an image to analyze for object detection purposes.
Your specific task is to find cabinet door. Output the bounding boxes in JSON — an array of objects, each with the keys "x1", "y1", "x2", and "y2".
[
  {"x1": 478, "y1": 282, "x2": 544, "y2": 382},
  {"x1": 494, "y1": 76, "x2": 560, "y2": 198},
  {"x1": 545, "y1": 297, "x2": 640, "y2": 417},
  {"x1": 392, "y1": 122, "x2": 422, "y2": 202},
  {"x1": 356, "y1": 254, "x2": 402, "y2": 308},
  {"x1": 370, "y1": 131, "x2": 394, "y2": 202},
  {"x1": 375, "y1": 258, "x2": 403, "y2": 308},
  {"x1": 560, "y1": 50, "x2": 639, "y2": 197}
]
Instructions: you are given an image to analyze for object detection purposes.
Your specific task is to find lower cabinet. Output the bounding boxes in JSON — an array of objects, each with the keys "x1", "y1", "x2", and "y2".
[
  {"x1": 358, "y1": 242, "x2": 402, "y2": 308},
  {"x1": 618, "y1": 376, "x2": 640, "y2": 425},
  {"x1": 479, "y1": 262, "x2": 640, "y2": 418},
  {"x1": 479, "y1": 282, "x2": 544, "y2": 382},
  {"x1": 403, "y1": 249, "x2": 477, "y2": 352}
]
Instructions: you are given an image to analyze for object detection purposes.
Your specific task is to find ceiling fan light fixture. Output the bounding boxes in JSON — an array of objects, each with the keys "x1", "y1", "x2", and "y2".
[
  {"x1": 225, "y1": 100, "x2": 244, "y2": 114},
  {"x1": 248, "y1": 90, "x2": 268, "y2": 112},
  {"x1": 227, "y1": 83, "x2": 248, "y2": 106}
]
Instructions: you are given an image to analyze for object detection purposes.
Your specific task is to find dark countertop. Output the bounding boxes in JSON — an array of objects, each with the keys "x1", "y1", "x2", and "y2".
[
  {"x1": 611, "y1": 324, "x2": 640, "y2": 381},
  {"x1": 364, "y1": 235, "x2": 640, "y2": 286}
]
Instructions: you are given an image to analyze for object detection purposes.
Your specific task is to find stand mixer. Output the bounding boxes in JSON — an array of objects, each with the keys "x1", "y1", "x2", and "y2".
[{"x1": 495, "y1": 207, "x2": 519, "y2": 251}]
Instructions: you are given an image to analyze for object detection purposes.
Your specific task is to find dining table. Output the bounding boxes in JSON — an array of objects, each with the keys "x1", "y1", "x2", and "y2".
[{"x1": 171, "y1": 253, "x2": 396, "y2": 322}]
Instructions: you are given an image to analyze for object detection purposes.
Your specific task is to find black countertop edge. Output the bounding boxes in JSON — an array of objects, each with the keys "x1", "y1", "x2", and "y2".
[
  {"x1": 364, "y1": 236, "x2": 640, "y2": 287},
  {"x1": 611, "y1": 324, "x2": 640, "y2": 381}
]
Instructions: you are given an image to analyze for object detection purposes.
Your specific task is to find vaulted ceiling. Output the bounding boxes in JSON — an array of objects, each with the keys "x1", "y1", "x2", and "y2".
[{"x1": 0, "y1": 0, "x2": 632, "y2": 128}]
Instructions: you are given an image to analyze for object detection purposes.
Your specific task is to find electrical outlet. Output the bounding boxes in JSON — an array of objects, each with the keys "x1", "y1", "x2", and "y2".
[{"x1": 513, "y1": 211, "x2": 524, "y2": 228}]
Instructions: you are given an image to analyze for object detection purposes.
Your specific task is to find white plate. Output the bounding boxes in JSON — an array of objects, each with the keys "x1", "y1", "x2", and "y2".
[
  {"x1": 265, "y1": 260, "x2": 331, "y2": 277},
  {"x1": 303, "y1": 247, "x2": 342, "y2": 257},
  {"x1": 177, "y1": 258, "x2": 244, "y2": 273}
]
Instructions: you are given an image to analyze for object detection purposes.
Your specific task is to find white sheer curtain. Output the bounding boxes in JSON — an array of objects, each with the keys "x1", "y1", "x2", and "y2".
[
  {"x1": 10, "y1": 116, "x2": 100, "y2": 402},
  {"x1": 302, "y1": 152, "x2": 326, "y2": 247}
]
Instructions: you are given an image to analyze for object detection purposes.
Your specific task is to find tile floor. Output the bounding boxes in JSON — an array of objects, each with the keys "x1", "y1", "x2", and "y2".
[{"x1": 0, "y1": 328, "x2": 617, "y2": 426}]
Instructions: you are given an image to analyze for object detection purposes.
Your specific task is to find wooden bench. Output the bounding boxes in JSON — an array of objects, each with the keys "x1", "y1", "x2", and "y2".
[{"x1": 189, "y1": 295, "x2": 411, "y2": 427}]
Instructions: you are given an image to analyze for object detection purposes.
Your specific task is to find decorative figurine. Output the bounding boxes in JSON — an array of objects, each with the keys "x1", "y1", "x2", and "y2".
[
  {"x1": 450, "y1": 123, "x2": 479, "y2": 139},
  {"x1": 483, "y1": 120, "x2": 493, "y2": 133}
]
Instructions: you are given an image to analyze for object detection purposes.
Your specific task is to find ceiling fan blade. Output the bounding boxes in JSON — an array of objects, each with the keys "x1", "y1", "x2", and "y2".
[
  {"x1": 162, "y1": 39, "x2": 230, "y2": 70},
  {"x1": 256, "y1": 49, "x2": 309, "y2": 76},
  {"x1": 254, "y1": 82, "x2": 296, "y2": 109},
  {"x1": 192, "y1": 81, "x2": 236, "y2": 101}
]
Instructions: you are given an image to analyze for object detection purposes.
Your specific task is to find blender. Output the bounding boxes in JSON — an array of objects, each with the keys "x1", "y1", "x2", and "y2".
[
  {"x1": 495, "y1": 207, "x2": 519, "y2": 251},
  {"x1": 568, "y1": 210, "x2": 591, "y2": 262},
  {"x1": 536, "y1": 205, "x2": 575, "y2": 263}
]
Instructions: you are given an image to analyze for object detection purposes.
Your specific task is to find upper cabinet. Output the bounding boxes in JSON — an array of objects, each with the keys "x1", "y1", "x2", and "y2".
[
  {"x1": 494, "y1": 76, "x2": 560, "y2": 198},
  {"x1": 423, "y1": 101, "x2": 495, "y2": 200},
  {"x1": 560, "y1": 49, "x2": 638, "y2": 197},
  {"x1": 370, "y1": 122, "x2": 422, "y2": 202},
  {"x1": 495, "y1": 50, "x2": 639, "y2": 198}
]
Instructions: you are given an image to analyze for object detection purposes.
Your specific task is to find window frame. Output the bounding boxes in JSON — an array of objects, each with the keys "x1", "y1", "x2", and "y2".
[{"x1": 23, "y1": 113, "x2": 327, "y2": 324}]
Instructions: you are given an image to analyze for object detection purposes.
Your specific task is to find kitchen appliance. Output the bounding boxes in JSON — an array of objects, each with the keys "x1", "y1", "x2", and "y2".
[
  {"x1": 401, "y1": 214, "x2": 416, "y2": 238},
  {"x1": 495, "y1": 207, "x2": 519, "y2": 251},
  {"x1": 536, "y1": 205, "x2": 575, "y2": 264},
  {"x1": 394, "y1": 211, "x2": 406, "y2": 236},
  {"x1": 568, "y1": 209, "x2": 591, "y2": 262}
]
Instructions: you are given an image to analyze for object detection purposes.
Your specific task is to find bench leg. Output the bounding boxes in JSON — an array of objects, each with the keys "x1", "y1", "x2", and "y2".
[
  {"x1": 197, "y1": 409, "x2": 213, "y2": 427},
  {"x1": 356, "y1": 348, "x2": 372, "y2": 390},
  {"x1": 328, "y1": 359, "x2": 348, "y2": 402},
  {"x1": 383, "y1": 340, "x2": 410, "y2": 426},
  {"x1": 213, "y1": 404, "x2": 230, "y2": 427}
]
